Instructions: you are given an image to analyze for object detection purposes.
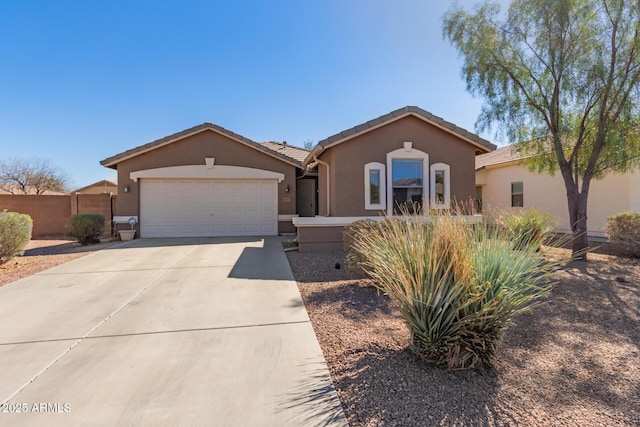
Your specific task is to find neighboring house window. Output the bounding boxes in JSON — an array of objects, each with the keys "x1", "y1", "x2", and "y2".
[
  {"x1": 475, "y1": 185, "x2": 483, "y2": 213},
  {"x1": 430, "y1": 163, "x2": 451, "y2": 209},
  {"x1": 511, "y1": 182, "x2": 524, "y2": 207},
  {"x1": 364, "y1": 162, "x2": 386, "y2": 210},
  {"x1": 386, "y1": 144, "x2": 429, "y2": 215}
]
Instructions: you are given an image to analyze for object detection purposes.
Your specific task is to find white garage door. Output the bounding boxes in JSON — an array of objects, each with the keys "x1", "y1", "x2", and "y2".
[{"x1": 140, "y1": 179, "x2": 278, "y2": 237}]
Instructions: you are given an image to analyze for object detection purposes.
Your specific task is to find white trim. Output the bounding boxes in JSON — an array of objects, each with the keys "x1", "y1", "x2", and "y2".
[
  {"x1": 430, "y1": 163, "x2": 451, "y2": 209},
  {"x1": 130, "y1": 164, "x2": 285, "y2": 183},
  {"x1": 278, "y1": 214, "x2": 299, "y2": 221},
  {"x1": 364, "y1": 162, "x2": 386, "y2": 210},
  {"x1": 293, "y1": 216, "x2": 385, "y2": 227},
  {"x1": 386, "y1": 145, "x2": 429, "y2": 215},
  {"x1": 292, "y1": 215, "x2": 482, "y2": 228},
  {"x1": 113, "y1": 216, "x2": 138, "y2": 224}
]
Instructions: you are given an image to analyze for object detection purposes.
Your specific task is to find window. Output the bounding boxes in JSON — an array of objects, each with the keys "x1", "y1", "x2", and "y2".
[
  {"x1": 386, "y1": 145, "x2": 429, "y2": 215},
  {"x1": 364, "y1": 162, "x2": 386, "y2": 210},
  {"x1": 434, "y1": 171, "x2": 445, "y2": 202},
  {"x1": 475, "y1": 185, "x2": 483, "y2": 213},
  {"x1": 392, "y1": 159, "x2": 423, "y2": 214},
  {"x1": 511, "y1": 182, "x2": 524, "y2": 207},
  {"x1": 429, "y1": 163, "x2": 450, "y2": 209}
]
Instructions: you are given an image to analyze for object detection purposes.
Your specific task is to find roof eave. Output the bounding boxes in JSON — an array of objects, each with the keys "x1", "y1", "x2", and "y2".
[
  {"x1": 315, "y1": 110, "x2": 496, "y2": 154},
  {"x1": 302, "y1": 145, "x2": 325, "y2": 167},
  {"x1": 101, "y1": 125, "x2": 304, "y2": 170}
]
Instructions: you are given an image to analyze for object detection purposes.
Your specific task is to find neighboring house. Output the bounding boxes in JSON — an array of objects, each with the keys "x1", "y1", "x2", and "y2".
[
  {"x1": 100, "y1": 106, "x2": 495, "y2": 250},
  {"x1": 0, "y1": 185, "x2": 67, "y2": 195},
  {"x1": 73, "y1": 179, "x2": 118, "y2": 195},
  {"x1": 476, "y1": 145, "x2": 640, "y2": 237}
]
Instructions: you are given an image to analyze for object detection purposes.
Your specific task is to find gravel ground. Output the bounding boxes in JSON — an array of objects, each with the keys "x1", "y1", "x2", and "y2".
[
  {"x1": 287, "y1": 247, "x2": 640, "y2": 426},
  {"x1": 0, "y1": 237, "x2": 119, "y2": 287}
]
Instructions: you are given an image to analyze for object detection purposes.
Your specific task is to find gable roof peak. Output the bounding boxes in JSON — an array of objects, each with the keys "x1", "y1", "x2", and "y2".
[
  {"x1": 100, "y1": 122, "x2": 304, "y2": 169},
  {"x1": 303, "y1": 105, "x2": 496, "y2": 166}
]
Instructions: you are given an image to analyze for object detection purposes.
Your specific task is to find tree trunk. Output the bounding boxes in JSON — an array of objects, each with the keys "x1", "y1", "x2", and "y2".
[
  {"x1": 560, "y1": 165, "x2": 589, "y2": 261},
  {"x1": 571, "y1": 192, "x2": 589, "y2": 261}
]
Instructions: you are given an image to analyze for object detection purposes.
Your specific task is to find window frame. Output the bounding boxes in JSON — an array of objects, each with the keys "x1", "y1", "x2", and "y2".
[
  {"x1": 429, "y1": 162, "x2": 451, "y2": 209},
  {"x1": 364, "y1": 162, "x2": 386, "y2": 210},
  {"x1": 511, "y1": 181, "x2": 524, "y2": 207},
  {"x1": 386, "y1": 144, "x2": 429, "y2": 216}
]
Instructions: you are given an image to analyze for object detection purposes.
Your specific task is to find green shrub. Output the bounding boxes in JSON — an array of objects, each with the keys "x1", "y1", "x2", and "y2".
[
  {"x1": 606, "y1": 211, "x2": 640, "y2": 257},
  {"x1": 0, "y1": 211, "x2": 33, "y2": 264},
  {"x1": 350, "y1": 211, "x2": 561, "y2": 370},
  {"x1": 498, "y1": 209, "x2": 557, "y2": 251},
  {"x1": 65, "y1": 214, "x2": 105, "y2": 245},
  {"x1": 343, "y1": 219, "x2": 380, "y2": 277}
]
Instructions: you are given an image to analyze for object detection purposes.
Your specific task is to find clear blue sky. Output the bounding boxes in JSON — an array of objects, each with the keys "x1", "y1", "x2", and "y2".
[{"x1": 0, "y1": 0, "x2": 505, "y2": 189}]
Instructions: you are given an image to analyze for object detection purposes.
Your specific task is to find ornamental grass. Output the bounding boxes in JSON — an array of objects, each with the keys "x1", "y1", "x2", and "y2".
[{"x1": 350, "y1": 209, "x2": 566, "y2": 369}]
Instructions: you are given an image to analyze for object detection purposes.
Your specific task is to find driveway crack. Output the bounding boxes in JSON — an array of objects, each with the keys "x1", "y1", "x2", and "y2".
[{"x1": 2, "y1": 245, "x2": 201, "y2": 405}]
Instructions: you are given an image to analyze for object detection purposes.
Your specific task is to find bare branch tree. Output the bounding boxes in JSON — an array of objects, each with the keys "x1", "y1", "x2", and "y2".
[{"x1": 0, "y1": 158, "x2": 71, "y2": 195}]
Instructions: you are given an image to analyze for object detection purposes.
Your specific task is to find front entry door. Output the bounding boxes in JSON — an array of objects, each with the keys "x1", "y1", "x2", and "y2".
[{"x1": 296, "y1": 179, "x2": 316, "y2": 217}]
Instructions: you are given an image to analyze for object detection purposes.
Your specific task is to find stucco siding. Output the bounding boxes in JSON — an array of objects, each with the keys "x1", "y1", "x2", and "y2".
[
  {"x1": 115, "y1": 130, "x2": 296, "y2": 219},
  {"x1": 317, "y1": 115, "x2": 478, "y2": 217},
  {"x1": 630, "y1": 169, "x2": 640, "y2": 213},
  {"x1": 297, "y1": 225, "x2": 345, "y2": 252},
  {"x1": 478, "y1": 163, "x2": 632, "y2": 237}
]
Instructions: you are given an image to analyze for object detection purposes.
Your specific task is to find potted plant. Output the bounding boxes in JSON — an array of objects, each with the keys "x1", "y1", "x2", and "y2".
[{"x1": 119, "y1": 217, "x2": 137, "y2": 241}]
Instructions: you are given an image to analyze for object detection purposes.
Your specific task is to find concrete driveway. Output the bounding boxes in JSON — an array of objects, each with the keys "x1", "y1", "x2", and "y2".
[{"x1": 0, "y1": 237, "x2": 347, "y2": 426}]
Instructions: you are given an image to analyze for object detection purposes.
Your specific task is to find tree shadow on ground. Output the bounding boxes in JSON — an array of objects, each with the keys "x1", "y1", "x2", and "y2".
[
  {"x1": 332, "y1": 346, "x2": 524, "y2": 426},
  {"x1": 297, "y1": 254, "x2": 640, "y2": 425},
  {"x1": 277, "y1": 362, "x2": 348, "y2": 427}
]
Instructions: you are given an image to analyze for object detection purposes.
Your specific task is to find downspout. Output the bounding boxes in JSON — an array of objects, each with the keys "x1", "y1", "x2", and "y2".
[{"x1": 309, "y1": 155, "x2": 330, "y2": 216}]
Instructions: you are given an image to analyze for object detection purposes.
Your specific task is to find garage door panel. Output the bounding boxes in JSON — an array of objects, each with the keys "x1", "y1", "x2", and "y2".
[{"x1": 140, "y1": 179, "x2": 278, "y2": 238}]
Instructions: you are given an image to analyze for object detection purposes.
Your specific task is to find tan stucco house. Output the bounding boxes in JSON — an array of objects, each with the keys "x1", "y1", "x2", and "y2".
[
  {"x1": 101, "y1": 106, "x2": 495, "y2": 250},
  {"x1": 476, "y1": 145, "x2": 640, "y2": 237},
  {"x1": 73, "y1": 179, "x2": 118, "y2": 195}
]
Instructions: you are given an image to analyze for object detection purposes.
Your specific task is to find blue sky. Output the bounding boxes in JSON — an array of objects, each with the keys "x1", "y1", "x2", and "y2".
[{"x1": 0, "y1": 0, "x2": 505, "y2": 189}]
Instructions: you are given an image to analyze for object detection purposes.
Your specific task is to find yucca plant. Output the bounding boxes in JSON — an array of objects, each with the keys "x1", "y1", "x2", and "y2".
[
  {"x1": 351, "y1": 210, "x2": 563, "y2": 369},
  {"x1": 497, "y1": 209, "x2": 557, "y2": 251}
]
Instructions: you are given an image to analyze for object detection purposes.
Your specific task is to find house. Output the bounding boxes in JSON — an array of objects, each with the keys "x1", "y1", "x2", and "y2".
[
  {"x1": 73, "y1": 179, "x2": 118, "y2": 195},
  {"x1": 476, "y1": 144, "x2": 640, "y2": 237},
  {"x1": 100, "y1": 106, "x2": 495, "y2": 249},
  {"x1": 100, "y1": 123, "x2": 308, "y2": 237},
  {"x1": 293, "y1": 107, "x2": 496, "y2": 250}
]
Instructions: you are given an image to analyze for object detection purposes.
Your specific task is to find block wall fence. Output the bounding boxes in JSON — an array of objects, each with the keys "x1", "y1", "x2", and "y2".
[{"x1": 0, "y1": 193, "x2": 115, "y2": 238}]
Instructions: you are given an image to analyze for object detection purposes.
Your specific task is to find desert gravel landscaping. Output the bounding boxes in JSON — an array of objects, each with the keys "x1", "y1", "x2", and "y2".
[
  {"x1": 0, "y1": 237, "x2": 118, "y2": 287},
  {"x1": 287, "y1": 247, "x2": 640, "y2": 426}
]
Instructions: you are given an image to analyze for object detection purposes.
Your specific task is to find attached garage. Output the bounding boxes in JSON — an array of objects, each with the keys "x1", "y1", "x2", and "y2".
[
  {"x1": 140, "y1": 178, "x2": 278, "y2": 238},
  {"x1": 100, "y1": 123, "x2": 306, "y2": 239}
]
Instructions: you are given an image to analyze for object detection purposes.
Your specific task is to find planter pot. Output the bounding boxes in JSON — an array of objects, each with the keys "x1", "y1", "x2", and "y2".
[{"x1": 119, "y1": 230, "x2": 136, "y2": 241}]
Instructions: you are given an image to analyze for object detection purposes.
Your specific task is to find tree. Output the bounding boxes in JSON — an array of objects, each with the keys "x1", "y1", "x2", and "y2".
[
  {"x1": 302, "y1": 139, "x2": 314, "y2": 150},
  {"x1": 0, "y1": 158, "x2": 71, "y2": 195},
  {"x1": 443, "y1": 0, "x2": 640, "y2": 261}
]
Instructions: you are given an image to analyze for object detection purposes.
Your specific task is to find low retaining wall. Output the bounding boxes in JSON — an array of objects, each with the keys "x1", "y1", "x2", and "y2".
[
  {"x1": 293, "y1": 215, "x2": 483, "y2": 252},
  {"x1": 0, "y1": 193, "x2": 115, "y2": 238}
]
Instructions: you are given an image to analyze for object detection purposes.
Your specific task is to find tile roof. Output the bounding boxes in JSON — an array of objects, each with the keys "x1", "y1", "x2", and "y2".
[
  {"x1": 475, "y1": 145, "x2": 522, "y2": 169},
  {"x1": 305, "y1": 106, "x2": 496, "y2": 165},
  {"x1": 475, "y1": 144, "x2": 540, "y2": 170},
  {"x1": 100, "y1": 123, "x2": 305, "y2": 169},
  {"x1": 260, "y1": 141, "x2": 310, "y2": 163}
]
